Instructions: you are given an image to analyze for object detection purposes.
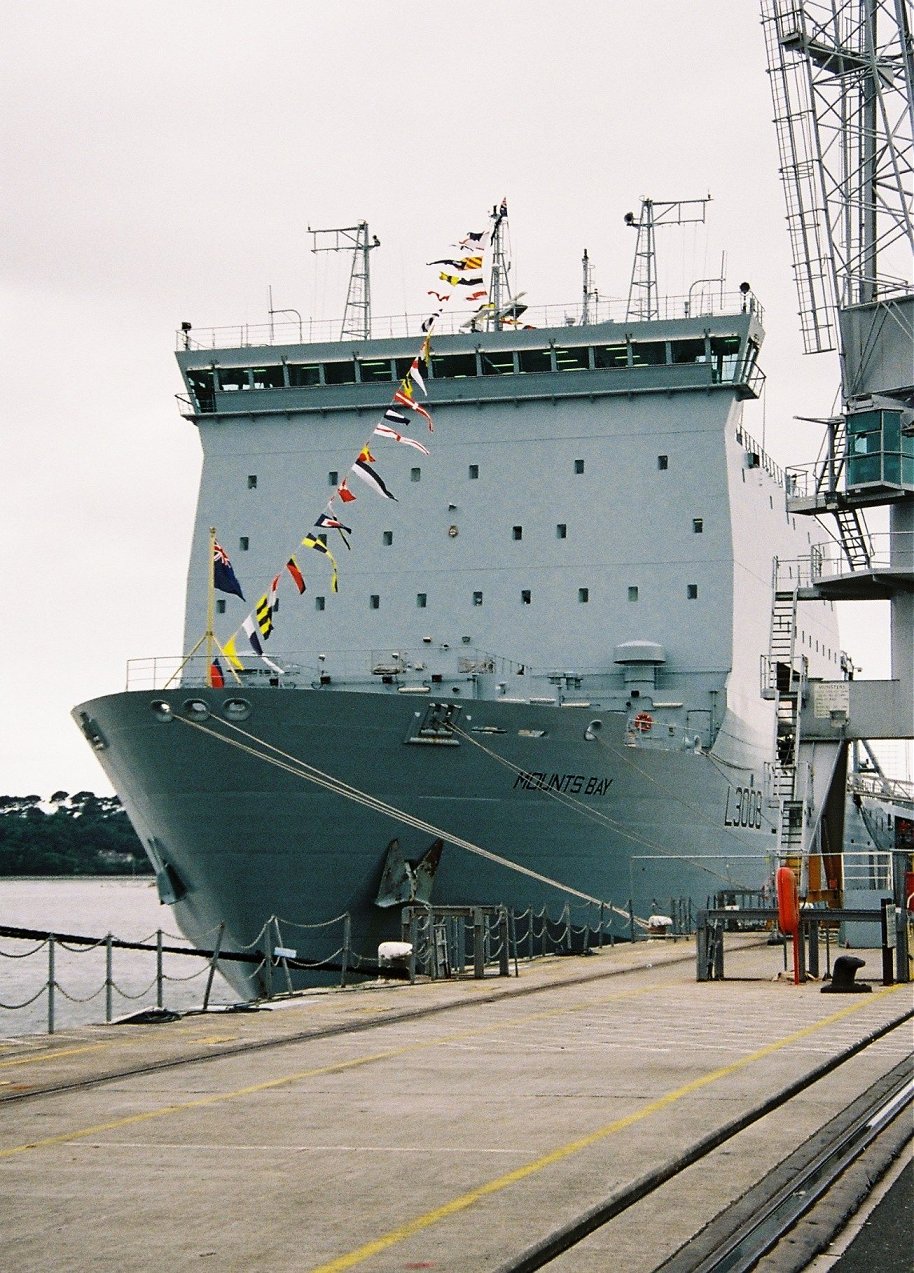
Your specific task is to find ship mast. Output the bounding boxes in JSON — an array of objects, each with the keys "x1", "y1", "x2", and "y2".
[
  {"x1": 624, "y1": 196, "x2": 711, "y2": 320},
  {"x1": 308, "y1": 221, "x2": 380, "y2": 341}
]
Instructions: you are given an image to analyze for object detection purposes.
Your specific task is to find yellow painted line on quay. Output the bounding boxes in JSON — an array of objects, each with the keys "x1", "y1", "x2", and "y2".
[
  {"x1": 0, "y1": 983, "x2": 658, "y2": 1159},
  {"x1": 307, "y1": 987, "x2": 908, "y2": 1273}
]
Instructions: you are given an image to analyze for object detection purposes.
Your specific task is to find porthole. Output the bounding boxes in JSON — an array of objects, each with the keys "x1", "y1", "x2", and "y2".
[
  {"x1": 222, "y1": 698, "x2": 252, "y2": 721},
  {"x1": 182, "y1": 699, "x2": 210, "y2": 719},
  {"x1": 150, "y1": 700, "x2": 173, "y2": 722}
]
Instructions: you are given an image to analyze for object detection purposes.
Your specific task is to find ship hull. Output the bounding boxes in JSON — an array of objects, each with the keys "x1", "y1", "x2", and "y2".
[{"x1": 74, "y1": 686, "x2": 775, "y2": 996}]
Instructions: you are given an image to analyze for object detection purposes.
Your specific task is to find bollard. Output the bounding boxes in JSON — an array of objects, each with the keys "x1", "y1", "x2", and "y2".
[
  {"x1": 807, "y1": 919, "x2": 819, "y2": 979},
  {"x1": 156, "y1": 929, "x2": 164, "y2": 1008}
]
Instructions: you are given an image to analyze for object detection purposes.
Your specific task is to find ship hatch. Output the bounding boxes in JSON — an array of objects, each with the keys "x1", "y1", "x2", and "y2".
[{"x1": 405, "y1": 702, "x2": 462, "y2": 745}]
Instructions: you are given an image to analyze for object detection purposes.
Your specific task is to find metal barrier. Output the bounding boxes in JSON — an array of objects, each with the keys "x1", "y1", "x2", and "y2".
[{"x1": 696, "y1": 904, "x2": 911, "y2": 985}]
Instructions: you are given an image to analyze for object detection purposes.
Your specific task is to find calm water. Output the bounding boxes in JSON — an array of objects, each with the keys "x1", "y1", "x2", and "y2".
[{"x1": 0, "y1": 877, "x2": 237, "y2": 1038}]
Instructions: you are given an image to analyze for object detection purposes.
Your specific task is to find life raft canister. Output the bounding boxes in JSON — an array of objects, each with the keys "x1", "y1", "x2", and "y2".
[
  {"x1": 632, "y1": 711, "x2": 653, "y2": 733},
  {"x1": 776, "y1": 866, "x2": 800, "y2": 936}
]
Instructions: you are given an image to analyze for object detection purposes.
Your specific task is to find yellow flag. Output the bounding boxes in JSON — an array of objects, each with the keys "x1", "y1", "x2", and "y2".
[{"x1": 222, "y1": 634, "x2": 244, "y2": 671}]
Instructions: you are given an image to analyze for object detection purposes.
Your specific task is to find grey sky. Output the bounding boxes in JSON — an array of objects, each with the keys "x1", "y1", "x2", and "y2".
[{"x1": 0, "y1": 1, "x2": 896, "y2": 797}]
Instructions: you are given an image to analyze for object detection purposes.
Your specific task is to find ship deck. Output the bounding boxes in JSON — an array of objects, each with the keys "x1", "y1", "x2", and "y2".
[{"x1": 1, "y1": 939, "x2": 911, "y2": 1271}]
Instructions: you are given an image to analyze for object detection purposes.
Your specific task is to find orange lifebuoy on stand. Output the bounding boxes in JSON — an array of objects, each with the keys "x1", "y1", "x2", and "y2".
[
  {"x1": 776, "y1": 867, "x2": 800, "y2": 936},
  {"x1": 633, "y1": 711, "x2": 653, "y2": 733},
  {"x1": 776, "y1": 866, "x2": 802, "y2": 985}
]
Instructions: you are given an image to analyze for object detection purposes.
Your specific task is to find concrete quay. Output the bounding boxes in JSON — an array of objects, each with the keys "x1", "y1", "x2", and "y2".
[{"x1": 1, "y1": 937, "x2": 911, "y2": 1272}]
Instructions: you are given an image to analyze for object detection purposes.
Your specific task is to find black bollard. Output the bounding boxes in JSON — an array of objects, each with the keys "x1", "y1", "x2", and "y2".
[{"x1": 821, "y1": 953, "x2": 871, "y2": 993}]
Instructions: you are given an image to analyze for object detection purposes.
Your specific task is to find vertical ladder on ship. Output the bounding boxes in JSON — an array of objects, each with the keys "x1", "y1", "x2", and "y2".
[{"x1": 766, "y1": 562, "x2": 806, "y2": 864}]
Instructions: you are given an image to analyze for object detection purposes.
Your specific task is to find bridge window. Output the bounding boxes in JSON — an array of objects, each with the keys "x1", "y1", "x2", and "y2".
[
  {"x1": 672, "y1": 338, "x2": 707, "y2": 364},
  {"x1": 518, "y1": 348, "x2": 553, "y2": 374},
  {"x1": 287, "y1": 364, "x2": 320, "y2": 386},
  {"x1": 431, "y1": 352, "x2": 478, "y2": 379},
  {"x1": 710, "y1": 336, "x2": 742, "y2": 381},
  {"x1": 630, "y1": 342, "x2": 666, "y2": 366},
  {"x1": 481, "y1": 351, "x2": 515, "y2": 375},
  {"x1": 555, "y1": 347, "x2": 590, "y2": 371},
  {"x1": 188, "y1": 370, "x2": 215, "y2": 411},
  {"x1": 359, "y1": 359, "x2": 394, "y2": 383},
  {"x1": 594, "y1": 344, "x2": 628, "y2": 368},
  {"x1": 218, "y1": 368, "x2": 250, "y2": 391},
  {"x1": 323, "y1": 361, "x2": 356, "y2": 385},
  {"x1": 252, "y1": 366, "x2": 283, "y2": 389}
]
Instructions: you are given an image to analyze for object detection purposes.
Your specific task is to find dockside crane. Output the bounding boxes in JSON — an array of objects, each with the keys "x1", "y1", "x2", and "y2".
[{"x1": 760, "y1": 0, "x2": 914, "y2": 900}]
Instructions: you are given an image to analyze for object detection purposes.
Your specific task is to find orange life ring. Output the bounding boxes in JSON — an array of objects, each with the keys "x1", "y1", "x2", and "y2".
[
  {"x1": 776, "y1": 866, "x2": 800, "y2": 936},
  {"x1": 633, "y1": 711, "x2": 653, "y2": 733}
]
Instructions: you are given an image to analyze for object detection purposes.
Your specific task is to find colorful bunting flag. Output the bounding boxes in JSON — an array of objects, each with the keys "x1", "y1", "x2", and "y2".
[
  {"x1": 255, "y1": 594, "x2": 274, "y2": 639},
  {"x1": 393, "y1": 389, "x2": 434, "y2": 431},
  {"x1": 242, "y1": 615, "x2": 263, "y2": 656},
  {"x1": 337, "y1": 477, "x2": 357, "y2": 503},
  {"x1": 302, "y1": 534, "x2": 339, "y2": 592},
  {"x1": 209, "y1": 658, "x2": 225, "y2": 689},
  {"x1": 352, "y1": 458, "x2": 398, "y2": 501},
  {"x1": 223, "y1": 635, "x2": 244, "y2": 670},
  {"x1": 286, "y1": 557, "x2": 306, "y2": 594},
  {"x1": 374, "y1": 424, "x2": 430, "y2": 454},
  {"x1": 409, "y1": 357, "x2": 427, "y2": 394}
]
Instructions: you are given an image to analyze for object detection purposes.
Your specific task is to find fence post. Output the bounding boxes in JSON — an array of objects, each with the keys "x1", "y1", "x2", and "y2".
[
  {"x1": 105, "y1": 933, "x2": 113, "y2": 1023},
  {"x1": 263, "y1": 919, "x2": 274, "y2": 1000},
  {"x1": 473, "y1": 907, "x2": 485, "y2": 978},
  {"x1": 47, "y1": 936, "x2": 55, "y2": 1035},
  {"x1": 564, "y1": 903, "x2": 572, "y2": 952},
  {"x1": 509, "y1": 910, "x2": 519, "y2": 977},
  {"x1": 599, "y1": 903, "x2": 605, "y2": 949},
  {"x1": 156, "y1": 929, "x2": 164, "y2": 1008},
  {"x1": 203, "y1": 922, "x2": 225, "y2": 1010},
  {"x1": 340, "y1": 914, "x2": 351, "y2": 988},
  {"x1": 498, "y1": 909, "x2": 510, "y2": 977},
  {"x1": 629, "y1": 900, "x2": 636, "y2": 943}
]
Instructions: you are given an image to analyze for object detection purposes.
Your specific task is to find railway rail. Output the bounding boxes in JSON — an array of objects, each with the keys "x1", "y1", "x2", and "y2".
[
  {"x1": 1, "y1": 944, "x2": 910, "y2": 1271},
  {"x1": 495, "y1": 1010, "x2": 913, "y2": 1273}
]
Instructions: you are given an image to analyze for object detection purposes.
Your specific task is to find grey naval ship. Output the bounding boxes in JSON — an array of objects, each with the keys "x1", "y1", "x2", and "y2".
[{"x1": 72, "y1": 206, "x2": 850, "y2": 994}]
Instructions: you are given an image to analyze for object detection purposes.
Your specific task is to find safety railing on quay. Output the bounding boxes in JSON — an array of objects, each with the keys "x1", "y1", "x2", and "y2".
[{"x1": 1, "y1": 899, "x2": 700, "y2": 1034}]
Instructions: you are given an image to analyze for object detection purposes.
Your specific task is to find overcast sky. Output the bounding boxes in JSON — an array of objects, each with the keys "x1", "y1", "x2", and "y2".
[{"x1": 0, "y1": 0, "x2": 899, "y2": 799}]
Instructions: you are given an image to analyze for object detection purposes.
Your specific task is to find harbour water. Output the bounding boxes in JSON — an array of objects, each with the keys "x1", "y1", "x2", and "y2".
[{"x1": 0, "y1": 877, "x2": 237, "y2": 1039}]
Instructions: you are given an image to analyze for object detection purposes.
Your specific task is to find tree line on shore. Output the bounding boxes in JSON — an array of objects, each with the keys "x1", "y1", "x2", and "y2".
[{"x1": 0, "y1": 792, "x2": 153, "y2": 876}]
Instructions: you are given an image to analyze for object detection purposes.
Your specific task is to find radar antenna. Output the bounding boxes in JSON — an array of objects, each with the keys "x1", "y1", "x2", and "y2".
[
  {"x1": 308, "y1": 221, "x2": 380, "y2": 341},
  {"x1": 624, "y1": 196, "x2": 711, "y2": 321}
]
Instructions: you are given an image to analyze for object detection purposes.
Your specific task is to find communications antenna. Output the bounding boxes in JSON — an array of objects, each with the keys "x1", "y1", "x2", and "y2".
[
  {"x1": 624, "y1": 196, "x2": 711, "y2": 320},
  {"x1": 581, "y1": 248, "x2": 598, "y2": 324},
  {"x1": 308, "y1": 221, "x2": 380, "y2": 341}
]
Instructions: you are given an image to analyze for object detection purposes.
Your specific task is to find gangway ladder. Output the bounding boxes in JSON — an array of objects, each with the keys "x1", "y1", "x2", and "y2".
[{"x1": 763, "y1": 562, "x2": 808, "y2": 863}]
